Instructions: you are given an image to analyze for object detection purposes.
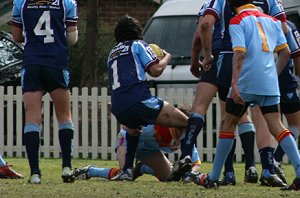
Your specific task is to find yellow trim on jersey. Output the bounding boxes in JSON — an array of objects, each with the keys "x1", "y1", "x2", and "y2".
[
  {"x1": 256, "y1": 22, "x2": 270, "y2": 52},
  {"x1": 192, "y1": 160, "x2": 201, "y2": 166},
  {"x1": 274, "y1": 43, "x2": 288, "y2": 53},
  {"x1": 233, "y1": 46, "x2": 246, "y2": 53},
  {"x1": 236, "y1": 4, "x2": 257, "y2": 14}
]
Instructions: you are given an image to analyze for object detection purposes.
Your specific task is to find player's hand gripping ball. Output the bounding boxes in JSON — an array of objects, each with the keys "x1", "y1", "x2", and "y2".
[{"x1": 149, "y1": 44, "x2": 165, "y2": 60}]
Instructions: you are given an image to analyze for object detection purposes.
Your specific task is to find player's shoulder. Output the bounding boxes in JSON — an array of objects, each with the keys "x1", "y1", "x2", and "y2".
[
  {"x1": 13, "y1": 0, "x2": 25, "y2": 9},
  {"x1": 63, "y1": 0, "x2": 77, "y2": 9}
]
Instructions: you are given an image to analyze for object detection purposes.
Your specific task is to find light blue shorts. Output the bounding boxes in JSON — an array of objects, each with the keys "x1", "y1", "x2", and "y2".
[{"x1": 240, "y1": 93, "x2": 280, "y2": 107}]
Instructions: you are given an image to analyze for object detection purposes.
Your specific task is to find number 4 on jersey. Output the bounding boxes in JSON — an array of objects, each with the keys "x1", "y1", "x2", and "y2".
[{"x1": 34, "y1": 11, "x2": 54, "y2": 43}]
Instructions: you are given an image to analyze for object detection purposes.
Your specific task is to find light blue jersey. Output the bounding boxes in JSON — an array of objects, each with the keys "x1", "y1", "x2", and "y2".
[
  {"x1": 205, "y1": 0, "x2": 287, "y2": 52},
  {"x1": 229, "y1": 4, "x2": 288, "y2": 96}
]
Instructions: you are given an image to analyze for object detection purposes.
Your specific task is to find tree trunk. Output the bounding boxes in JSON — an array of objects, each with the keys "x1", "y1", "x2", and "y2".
[{"x1": 80, "y1": 0, "x2": 98, "y2": 88}]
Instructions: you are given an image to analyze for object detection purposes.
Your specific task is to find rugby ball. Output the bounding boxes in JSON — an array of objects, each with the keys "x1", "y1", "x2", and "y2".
[{"x1": 149, "y1": 43, "x2": 165, "y2": 60}]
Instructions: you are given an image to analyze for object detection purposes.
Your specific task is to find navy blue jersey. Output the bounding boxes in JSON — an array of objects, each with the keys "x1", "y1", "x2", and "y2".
[
  {"x1": 204, "y1": 0, "x2": 287, "y2": 53},
  {"x1": 278, "y1": 21, "x2": 300, "y2": 93},
  {"x1": 107, "y1": 40, "x2": 159, "y2": 115},
  {"x1": 12, "y1": 0, "x2": 78, "y2": 69}
]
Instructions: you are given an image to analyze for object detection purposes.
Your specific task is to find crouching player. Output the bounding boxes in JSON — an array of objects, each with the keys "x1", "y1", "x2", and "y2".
[{"x1": 73, "y1": 124, "x2": 201, "y2": 182}]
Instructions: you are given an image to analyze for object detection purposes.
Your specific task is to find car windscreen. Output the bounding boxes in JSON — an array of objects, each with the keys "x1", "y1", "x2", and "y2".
[
  {"x1": 0, "y1": 32, "x2": 23, "y2": 70},
  {"x1": 143, "y1": 16, "x2": 198, "y2": 65}
]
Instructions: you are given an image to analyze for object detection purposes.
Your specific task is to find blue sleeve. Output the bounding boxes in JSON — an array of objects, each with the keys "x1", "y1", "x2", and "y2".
[
  {"x1": 204, "y1": 0, "x2": 224, "y2": 19},
  {"x1": 198, "y1": 1, "x2": 209, "y2": 17},
  {"x1": 286, "y1": 24, "x2": 300, "y2": 57},
  {"x1": 229, "y1": 23, "x2": 246, "y2": 51},
  {"x1": 12, "y1": 0, "x2": 23, "y2": 25},
  {"x1": 64, "y1": 0, "x2": 78, "y2": 23},
  {"x1": 132, "y1": 41, "x2": 158, "y2": 70},
  {"x1": 268, "y1": 0, "x2": 287, "y2": 21}
]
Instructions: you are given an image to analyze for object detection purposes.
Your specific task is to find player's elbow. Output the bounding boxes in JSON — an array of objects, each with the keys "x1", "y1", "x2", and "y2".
[
  {"x1": 148, "y1": 68, "x2": 163, "y2": 77},
  {"x1": 200, "y1": 20, "x2": 213, "y2": 33},
  {"x1": 148, "y1": 65, "x2": 164, "y2": 77}
]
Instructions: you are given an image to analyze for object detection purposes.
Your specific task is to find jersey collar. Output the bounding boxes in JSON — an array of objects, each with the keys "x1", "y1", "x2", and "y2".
[{"x1": 236, "y1": 4, "x2": 258, "y2": 14}]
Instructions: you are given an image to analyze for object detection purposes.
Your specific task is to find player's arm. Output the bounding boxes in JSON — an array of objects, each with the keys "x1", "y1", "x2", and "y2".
[
  {"x1": 66, "y1": 25, "x2": 78, "y2": 46},
  {"x1": 147, "y1": 51, "x2": 171, "y2": 77},
  {"x1": 231, "y1": 50, "x2": 245, "y2": 105},
  {"x1": 200, "y1": 14, "x2": 216, "y2": 68},
  {"x1": 294, "y1": 56, "x2": 300, "y2": 76},
  {"x1": 11, "y1": 1, "x2": 23, "y2": 43},
  {"x1": 12, "y1": 25, "x2": 23, "y2": 43},
  {"x1": 281, "y1": 22, "x2": 288, "y2": 35},
  {"x1": 276, "y1": 46, "x2": 291, "y2": 74},
  {"x1": 275, "y1": 22, "x2": 291, "y2": 74},
  {"x1": 229, "y1": 20, "x2": 245, "y2": 105},
  {"x1": 65, "y1": 0, "x2": 78, "y2": 46},
  {"x1": 191, "y1": 16, "x2": 203, "y2": 78}
]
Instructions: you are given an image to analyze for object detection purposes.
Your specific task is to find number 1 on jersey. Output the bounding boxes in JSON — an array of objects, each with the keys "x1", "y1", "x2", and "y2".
[
  {"x1": 111, "y1": 60, "x2": 120, "y2": 90},
  {"x1": 34, "y1": 11, "x2": 54, "y2": 43},
  {"x1": 256, "y1": 22, "x2": 270, "y2": 52}
]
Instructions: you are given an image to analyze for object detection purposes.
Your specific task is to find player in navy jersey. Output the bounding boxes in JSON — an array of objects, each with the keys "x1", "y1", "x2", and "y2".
[
  {"x1": 273, "y1": 20, "x2": 300, "y2": 184},
  {"x1": 191, "y1": 0, "x2": 289, "y2": 187},
  {"x1": 11, "y1": 0, "x2": 78, "y2": 184},
  {"x1": 189, "y1": 0, "x2": 257, "y2": 186},
  {"x1": 191, "y1": 0, "x2": 300, "y2": 190},
  {"x1": 107, "y1": 15, "x2": 191, "y2": 181}
]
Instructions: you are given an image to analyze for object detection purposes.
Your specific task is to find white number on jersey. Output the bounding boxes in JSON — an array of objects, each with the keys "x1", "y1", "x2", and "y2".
[
  {"x1": 111, "y1": 60, "x2": 120, "y2": 90},
  {"x1": 34, "y1": 11, "x2": 54, "y2": 43}
]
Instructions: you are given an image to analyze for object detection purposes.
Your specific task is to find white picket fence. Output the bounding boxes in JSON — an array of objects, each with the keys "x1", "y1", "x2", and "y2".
[{"x1": 0, "y1": 86, "x2": 296, "y2": 163}]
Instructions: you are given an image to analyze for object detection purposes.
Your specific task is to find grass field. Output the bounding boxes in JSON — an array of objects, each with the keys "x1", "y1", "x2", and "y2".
[{"x1": 1, "y1": 158, "x2": 300, "y2": 198}]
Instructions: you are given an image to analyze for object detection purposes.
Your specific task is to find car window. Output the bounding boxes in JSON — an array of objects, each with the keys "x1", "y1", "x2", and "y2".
[
  {"x1": 0, "y1": 31, "x2": 23, "y2": 85},
  {"x1": 0, "y1": 32, "x2": 23, "y2": 69},
  {"x1": 143, "y1": 16, "x2": 198, "y2": 65}
]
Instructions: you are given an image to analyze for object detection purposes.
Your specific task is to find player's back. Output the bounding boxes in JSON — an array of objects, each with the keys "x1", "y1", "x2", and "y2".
[
  {"x1": 230, "y1": 6, "x2": 287, "y2": 95},
  {"x1": 14, "y1": 0, "x2": 77, "y2": 69}
]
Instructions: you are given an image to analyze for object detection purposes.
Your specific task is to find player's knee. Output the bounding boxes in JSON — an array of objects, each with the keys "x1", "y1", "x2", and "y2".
[{"x1": 238, "y1": 122, "x2": 255, "y2": 135}]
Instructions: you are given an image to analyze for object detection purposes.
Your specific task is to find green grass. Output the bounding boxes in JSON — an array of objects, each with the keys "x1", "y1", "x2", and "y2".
[{"x1": 1, "y1": 158, "x2": 300, "y2": 198}]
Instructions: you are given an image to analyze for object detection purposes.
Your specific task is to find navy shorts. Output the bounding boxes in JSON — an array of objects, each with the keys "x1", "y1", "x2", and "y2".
[
  {"x1": 280, "y1": 91, "x2": 300, "y2": 114},
  {"x1": 198, "y1": 51, "x2": 219, "y2": 85},
  {"x1": 216, "y1": 53, "x2": 233, "y2": 101},
  {"x1": 115, "y1": 96, "x2": 164, "y2": 129},
  {"x1": 21, "y1": 65, "x2": 70, "y2": 93}
]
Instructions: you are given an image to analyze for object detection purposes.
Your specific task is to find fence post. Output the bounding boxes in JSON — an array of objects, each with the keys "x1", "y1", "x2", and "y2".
[
  {"x1": 91, "y1": 87, "x2": 98, "y2": 159},
  {"x1": 101, "y1": 87, "x2": 108, "y2": 160},
  {"x1": 72, "y1": 87, "x2": 79, "y2": 158}
]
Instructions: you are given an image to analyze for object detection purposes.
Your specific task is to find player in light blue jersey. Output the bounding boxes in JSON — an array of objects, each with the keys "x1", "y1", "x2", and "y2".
[
  {"x1": 73, "y1": 125, "x2": 201, "y2": 182},
  {"x1": 194, "y1": 0, "x2": 290, "y2": 187},
  {"x1": 192, "y1": 0, "x2": 300, "y2": 191},
  {"x1": 12, "y1": 0, "x2": 78, "y2": 184},
  {"x1": 188, "y1": 0, "x2": 257, "y2": 186},
  {"x1": 107, "y1": 15, "x2": 191, "y2": 181}
]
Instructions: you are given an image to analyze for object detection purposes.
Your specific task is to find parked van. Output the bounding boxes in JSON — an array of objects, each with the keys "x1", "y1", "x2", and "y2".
[{"x1": 143, "y1": 0, "x2": 300, "y2": 90}]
